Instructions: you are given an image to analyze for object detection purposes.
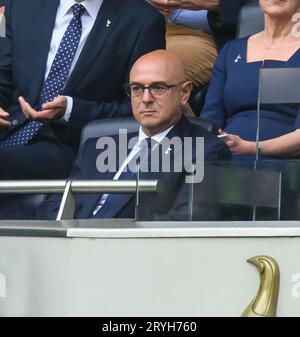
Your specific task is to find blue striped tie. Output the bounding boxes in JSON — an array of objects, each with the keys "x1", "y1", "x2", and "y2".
[{"x1": 0, "y1": 3, "x2": 85, "y2": 147}]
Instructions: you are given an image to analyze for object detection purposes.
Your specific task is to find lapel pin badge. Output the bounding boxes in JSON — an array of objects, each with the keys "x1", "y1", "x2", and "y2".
[
  {"x1": 164, "y1": 146, "x2": 172, "y2": 155},
  {"x1": 106, "y1": 19, "x2": 111, "y2": 28},
  {"x1": 234, "y1": 54, "x2": 242, "y2": 63}
]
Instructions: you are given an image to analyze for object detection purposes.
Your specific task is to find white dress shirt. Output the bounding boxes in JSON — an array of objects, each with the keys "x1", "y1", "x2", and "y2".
[
  {"x1": 93, "y1": 125, "x2": 174, "y2": 216},
  {"x1": 44, "y1": 0, "x2": 103, "y2": 121},
  {"x1": 0, "y1": 9, "x2": 5, "y2": 38}
]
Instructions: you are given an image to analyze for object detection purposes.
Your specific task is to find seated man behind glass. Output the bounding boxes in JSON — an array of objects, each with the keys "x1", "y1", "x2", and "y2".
[{"x1": 39, "y1": 50, "x2": 230, "y2": 221}]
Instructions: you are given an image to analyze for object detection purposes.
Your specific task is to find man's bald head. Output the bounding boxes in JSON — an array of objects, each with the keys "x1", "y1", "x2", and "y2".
[
  {"x1": 128, "y1": 50, "x2": 193, "y2": 137},
  {"x1": 130, "y1": 50, "x2": 187, "y2": 84}
]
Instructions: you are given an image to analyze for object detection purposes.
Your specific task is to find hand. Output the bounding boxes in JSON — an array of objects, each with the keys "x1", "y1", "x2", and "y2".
[
  {"x1": 147, "y1": 0, "x2": 176, "y2": 16},
  {"x1": 19, "y1": 96, "x2": 67, "y2": 121},
  {"x1": 0, "y1": 107, "x2": 11, "y2": 128},
  {"x1": 222, "y1": 133, "x2": 254, "y2": 155},
  {"x1": 148, "y1": 0, "x2": 219, "y2": 12},
  {"x1": 217, "y1": 128, "x2": 229, "y2": 141},
  {"x1": 174, "y1": 0, "x2": 219, "y2": 11}
]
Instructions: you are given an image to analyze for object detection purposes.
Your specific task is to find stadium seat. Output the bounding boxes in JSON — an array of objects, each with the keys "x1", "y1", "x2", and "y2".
[
  {"x1": 189, "y1": 85, "x2": 208, "y2": 117},
  {"x1": 236, "y1": 1, "x2": 264, "y2": 38},
  {"x1": 80, "y1": 116, "x2": 218, "y2": 145}
]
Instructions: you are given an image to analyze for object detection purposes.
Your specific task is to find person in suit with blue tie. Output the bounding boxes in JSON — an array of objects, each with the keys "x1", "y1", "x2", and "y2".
[
  {"x1": 40, "y1": 50, "x2": 230, "y2": 221},
  {"x1": 0, "y1": 0, "x2": 166, "y2": 180}
]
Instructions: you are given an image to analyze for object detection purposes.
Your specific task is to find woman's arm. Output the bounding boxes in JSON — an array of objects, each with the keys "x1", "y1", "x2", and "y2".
[
  {"x1": 224, "y1": 129, "x2": 300, "y2": 158},
  {"x1": 201, "y1": 41, "x2": 231, "y2": 128},
  {"x1": 147, "y1": 0, "x2": 219, "y2": 12},
  {"x1": 168, "y1": 9, "x2": 211, "y2": 32}
]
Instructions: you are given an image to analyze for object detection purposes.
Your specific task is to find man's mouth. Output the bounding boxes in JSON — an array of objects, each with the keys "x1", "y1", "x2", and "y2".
[
  {"x1": 141, "y1": 111, "x2": 156, "y2": 116},
  {"x1": 269, "y1": 0, "x2": 287, "y2": 6}
]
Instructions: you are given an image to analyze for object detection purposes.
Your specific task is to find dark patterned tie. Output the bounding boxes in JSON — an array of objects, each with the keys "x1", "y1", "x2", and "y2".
[
  {"x1": 0, "y1": 3, "x2": 85, "y2": 147},
  {"x1": 92, "y1": 138, "x2": 156, "y2": 218}
]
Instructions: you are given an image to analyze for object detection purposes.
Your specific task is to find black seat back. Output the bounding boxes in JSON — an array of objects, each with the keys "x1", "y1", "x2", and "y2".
[{"x1": 80, "y1": 117, "x2": 218, "y2": 145}]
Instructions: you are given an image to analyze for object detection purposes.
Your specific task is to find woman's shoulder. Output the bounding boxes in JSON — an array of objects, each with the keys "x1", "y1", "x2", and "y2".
[
  {"x1": 221, "y1": 36, "x2": 248, "y2": 51},
  {"x1": 217, "y1": 36, "x2": 249, "y2": 61}
]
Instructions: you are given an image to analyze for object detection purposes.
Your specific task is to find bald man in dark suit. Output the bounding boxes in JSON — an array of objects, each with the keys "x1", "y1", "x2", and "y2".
[{"x1": 40, "y1": 50, "x2": 230, "y2": 221}]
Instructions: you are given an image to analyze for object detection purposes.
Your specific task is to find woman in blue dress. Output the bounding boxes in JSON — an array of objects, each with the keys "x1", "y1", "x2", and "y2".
[{"x1": 202, "y1": 0, "x2": 300, "y2": 160}]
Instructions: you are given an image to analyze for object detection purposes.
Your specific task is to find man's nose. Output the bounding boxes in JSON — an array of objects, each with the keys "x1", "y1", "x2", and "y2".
[{"x1": 142, "y1": 88, "x2": 154, "y2": 103}]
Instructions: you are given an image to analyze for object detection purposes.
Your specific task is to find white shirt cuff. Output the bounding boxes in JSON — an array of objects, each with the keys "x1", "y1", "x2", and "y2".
[{"x1": 61, "y1": 96, "x2": 73, "y2": 122}]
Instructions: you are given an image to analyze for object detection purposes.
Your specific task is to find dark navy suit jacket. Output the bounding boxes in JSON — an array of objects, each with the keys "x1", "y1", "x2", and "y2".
[
  {"x1": 0, "y1": 0, "x2": 166, "y2": 146},
  {"x1": 40, "y1": 116, "x2": 231, "y2": 221}
]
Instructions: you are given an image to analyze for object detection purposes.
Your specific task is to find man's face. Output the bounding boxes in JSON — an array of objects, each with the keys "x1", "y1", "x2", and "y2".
[{"x1": 129, "y1": 58, "x2": 191, "y2": 137}]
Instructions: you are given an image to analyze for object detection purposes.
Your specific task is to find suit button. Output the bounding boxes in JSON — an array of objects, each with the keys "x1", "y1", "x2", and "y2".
[{"x1": 12, "y1": 120, "x2": 18, "y2": 126}]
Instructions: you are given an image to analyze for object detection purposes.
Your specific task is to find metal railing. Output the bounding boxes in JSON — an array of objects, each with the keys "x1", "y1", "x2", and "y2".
[{"x1": 0, "y1": 180, "x2": 159, "y2": 220}]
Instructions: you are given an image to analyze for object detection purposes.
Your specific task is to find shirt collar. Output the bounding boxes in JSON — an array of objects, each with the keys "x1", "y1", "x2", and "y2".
[
  {"x1": 59, "y1": 0, "x2": 103, "y2": 20},
  {"x1": 136, "y1": 125, "x2": 174, "y2": 148}
]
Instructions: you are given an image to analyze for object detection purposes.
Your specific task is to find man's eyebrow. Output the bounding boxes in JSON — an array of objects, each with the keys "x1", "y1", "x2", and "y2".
[
  {"x1": 130, "y1": 82, "x2": 143, "y2": 85},
  {"x1": 130, "y1": 81, "x2": 168, "y2": 85}
]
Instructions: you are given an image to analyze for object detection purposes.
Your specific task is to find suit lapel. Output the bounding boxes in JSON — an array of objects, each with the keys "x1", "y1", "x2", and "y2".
[
  {"x1": 30, "y1": 0, "x2": 59, "y2": 104},
  {"x1": 76, "y1": 132, "x2": 139, "y2": 219},
  {"x1": 65, "y1": 0, "x2": 121, "y2": 92},
  {"x1": 142, "y1": 116, "x2": 192, "y2": 180}
]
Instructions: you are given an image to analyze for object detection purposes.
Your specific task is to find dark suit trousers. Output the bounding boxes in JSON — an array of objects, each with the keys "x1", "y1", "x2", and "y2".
[
  {"x1": 0, "y1": 136, "x2": 75, "y2": 180},
  {"x1": 0, "y1": 136, "x2": 75, "y2": 219}
]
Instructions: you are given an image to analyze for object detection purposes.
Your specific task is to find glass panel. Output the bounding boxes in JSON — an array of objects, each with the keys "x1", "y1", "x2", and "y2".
[
  {"x1": 188, "y1": 160, "x2": 281, "y2": 221},
  {"x1": 134, "y1": 165, "x2": 191, "y2": 222},
  {"x1": 256, "y1": 160, "x2": 300, "y2": 221},
  {"x1": 135, "y1": 159, "x2": 300, "y2": 223}
]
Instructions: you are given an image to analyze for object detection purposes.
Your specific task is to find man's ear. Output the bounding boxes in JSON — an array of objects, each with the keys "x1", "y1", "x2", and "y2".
[{"x1": 181, "y1": 81, "x2": 193, "y2": 105}]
